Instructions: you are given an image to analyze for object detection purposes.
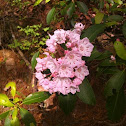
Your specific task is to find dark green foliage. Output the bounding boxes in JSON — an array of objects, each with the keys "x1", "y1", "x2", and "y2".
[
  {"x1": 77, "y1": 79, "x2": 96, "y2": 105},
  {"x1": 106, "y1": 88, "x2": 126, "y2": 121},
  {"x1": 23, "y1": 92, "x2": 50, "y2": 105},
  {"x1": 20, "y1": 108, "x2": 36, "y2": 126},
  {"x1": 58, "y1": 94, "x2": 76, "y2": 115},
  {"x1": 104, "y1": 70, "x2": 126, "y2": 97}
]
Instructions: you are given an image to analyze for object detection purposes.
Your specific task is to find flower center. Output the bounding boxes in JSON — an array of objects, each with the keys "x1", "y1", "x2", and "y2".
[{"x1": 69, "y1": 54, "x2": 74, "y2": 59}]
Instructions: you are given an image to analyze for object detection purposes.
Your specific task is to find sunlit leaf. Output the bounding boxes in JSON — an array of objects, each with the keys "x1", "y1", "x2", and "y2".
[
  {"x1": 122, "y1": 21, "x2": 126, "y2": 38},
  {"x1": 104, "y1": 70, "x2": 126, "y2": 97},
  {"x1": 22, "y1": 92, "x2": 50, "y2": 105},
  {"x1": 76, "y1": 1, "x2": 88, "y2": 14},
  {"x1": 45, "y1": 0, "x2": 50, "y2": 3},
  {"x1": 5, "y1": 82, "x2": 16, "y2": 98},
  {"x1": 114, "y1": 41, "x2": 126, "y2": 60},
  {"x1": 106, "y1": 88, "x2": 125, "y2": 121},
  {"x1": 77, "y1": 78, "x2": 96, "y2": 105},
  {"x1": 20, "y1": 108, "x2": 36, "y2": 126},
  {"x1": 34, "y1": 0, "x2": 43, "y2": 6},
  {"x1": 11, "y1": 108, "x2": 20, "y2": 126},
  {"x1": 0, "y1": 110, "x2": 11, "y2": 120},
  {"x1": 95, "y1": 12, "x2": 104, "y2": 24},
  {"x1": 0, "y1": 94, "x2": 14, "y2": 107},
  {"x1": 31, "y1": 51, "x2": 39, "y2": 71},
  {"x1": 58, "y1": 94, "x2": 76, "y2": 115},
  {"x1": 113, "y1": 0, "x2": 123, "y2": 5},
  {"x1": 46, "y1": 8, "x2": 56, "y2": 24},
  {"x1": 81, "y1": 24, "x2": 106, "y2": 42}
]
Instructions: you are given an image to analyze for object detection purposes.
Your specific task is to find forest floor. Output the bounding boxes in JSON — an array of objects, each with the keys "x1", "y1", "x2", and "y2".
[{"x1": 0, "y1": 50, "x2": 126, "y2": 126}]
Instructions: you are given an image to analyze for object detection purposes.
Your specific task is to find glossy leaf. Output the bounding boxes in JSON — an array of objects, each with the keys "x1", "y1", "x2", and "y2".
[
  {"x1": 81, "y1": 24, "x2": 106, "y2": 42},
  {"x1": 122, "y1": 21, "x2": 126, "y2": 38},
  {"x1": 31, "y1": 51, "x2": 39, "y2": 71},
  {"x1": 107, "y1": 15, "x2": 123, "y2": 22},
  {"x1": 20, "y1": 108, "x2": 36, "y2": 126},
  {"x1": 58, "y1": 94, "x2": 76, "y2": 115},
  {"x1": 76, "y1": 1, "x2": 88, "y2": 14},
  {"x1": 5, "y1": 82, "x2": 16, "y2": 98},
  {"x1": 114, "y1": 41, "x2": 126, "y2": 60},
  {"x1": 0, "y1": 94, "x2": 14, "y2": 107},
  {"x1": 34, "y1": 0, "x2": 43, "y2": 6},
  {"x1": 77, "y1": 79, "x2": 96, "y2": 105},
  {"x1": 104, "y1": 70, "x2": 126, "y2": 97},
  {"x1": 22, "y1": 92, "x2": 50, "y2": 105},
  {"x1": 106, "y1": 88, "x2": 125, "y2": 121},
  {"x1": 46, "y1": 8, "x2": 56, "y2": 24},
  {"x1": 0, "y1": 110, "x2": 11, "y2": 120},
  {"x1": 95, "y1": 12, "x2": 104, "y2": 24},
  {"x1": 67, "y1": 3, "x2": 75, "y2": 18}
]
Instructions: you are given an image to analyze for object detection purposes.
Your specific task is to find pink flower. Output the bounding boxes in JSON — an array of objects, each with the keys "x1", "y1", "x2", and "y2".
[
  {"x1": 74, "y1": 23, "x2": 85, "y2": 31},
  {"x1": 58, "y1": 64, "x2": 74, "y2": 78},
  {"x1": 51, "y1": 29, "x2": 66, "y2": 44},
  {"x1": 46, "y1": 58, "x2": 58, "y2": 73},
  {"x1": 35, "y1": 58, "x2": 47, "y2": 71},
  {"x1": 78, "y1": 37, "x2": 94, "y2": 57},
  {"x1": 75, "y1": 65, "x2": 89, "y2": 80},
  {"x1": 111, "y1": 55, "x2": 116, "y2": 61},
  {"x1": 64, "y1": 51, "x2": 83, "y2": 68},
  {"x1": 46, "y1": 38, "x2": 57, "y2": 52}
]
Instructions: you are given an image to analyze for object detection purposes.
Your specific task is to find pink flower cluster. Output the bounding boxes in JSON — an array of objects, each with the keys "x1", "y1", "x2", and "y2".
[{"x1": 35, "y1": 23, "x2": 94, "y2": 95}]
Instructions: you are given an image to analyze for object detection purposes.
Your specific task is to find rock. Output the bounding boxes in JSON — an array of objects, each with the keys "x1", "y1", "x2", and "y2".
[{"x1": 0, "y1": 49, "x2": 19, "y2": 71}]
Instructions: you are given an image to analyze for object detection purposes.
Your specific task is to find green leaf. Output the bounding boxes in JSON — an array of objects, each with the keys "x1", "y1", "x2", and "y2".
[
  {"x1": 122, "y1": 21, "x2": 126, "y2": 38},
  {"x1": 104, "y1": 70, "x2": 126, "y2": 97},
  {"x1": 0, "y1": 110, "x2": 11, "y2": 120},
  {"x1": 107, "y1": 15, "x2": 123, "y2": 22},
  {"x1": 113, "y1": 0, "x2": 123, "y2": 5},
  {"x1": 77, "y1": 79, "x2": 96, "y2": 105},
  {"x1": 46, "y1": 8, "x2": 56, "y2": 24},
  {"x1": 0, "y1": 94, "x2": 14, "y2": 107},
  {"x1": 76, "y1": 1, "x2": 88, "y2": 14},
  {"x1": 31, "y1": 51, "x2": 39, "y2": 71},
  {"x1": 105, "y1": 21, "x2": 117, "y2": 27},
  {"x1": 11, "y1": 108, "x2": 20, "y2": 126},
  {"x1": 87, "y1": 48, "x2": 102, "y2": 61},
  {"x1": 99, "y1": 59, "x2": 116, "y2": 66},
  {"x1": 114, "y1": 41, "x2": 126, "y2": 60},
  {"x1": 97, "y1": 67, "x2": 120, "y2": 75},
  {"x1": 5, "y1": 82, "x2": 16, "y2": 98},
  {"x1": 81, "y1": 24, "x2": 106, "y2": 42},
  {"x1": 22, "y1": 92, "x2": 50, "y2": 105},
  {"x1": 34, "y1": 0, "x2": 43, "y2": 6},
  {"x1": 106, "y1": 88, "x2": 125, "y2": 121},
  {"x1": 95, "y1": 12, "x2": 104, "y2": 24},
  {"x1": 67, "y1": 3, "x2": 75, "y2": 18},
  {"x1": 4, "y1": 114, "x2": 11, "y2": 126},
  {"x1": 45, "y1": 0, "x2": 50, "y2": 3},
  {"x1": 58, "y1": 94, "x2": 76, "y2": 115},
  {"x1": 20, "y1": 108, "x2": 36, "y2": 126}
]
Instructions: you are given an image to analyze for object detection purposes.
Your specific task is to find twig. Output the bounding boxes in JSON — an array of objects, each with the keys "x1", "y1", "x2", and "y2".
[{"x1": 10, "y1": 27, "x2": 32, "y2": 72}]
